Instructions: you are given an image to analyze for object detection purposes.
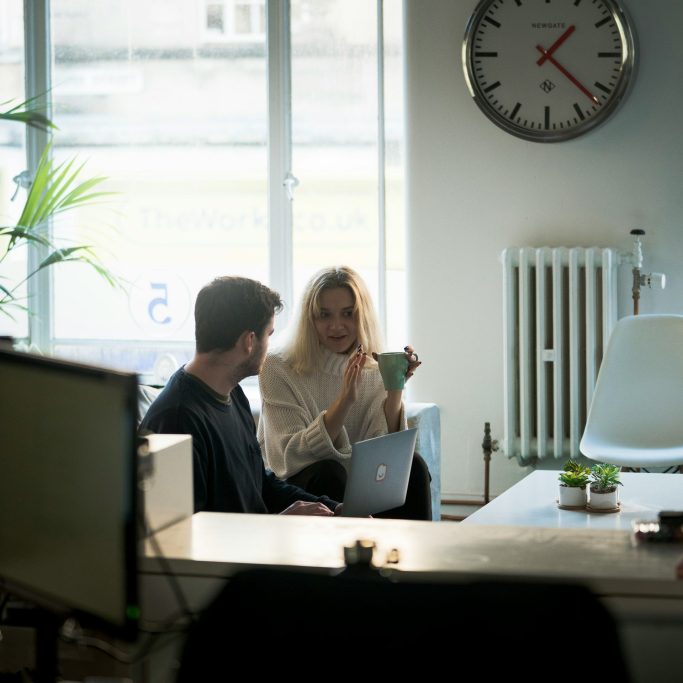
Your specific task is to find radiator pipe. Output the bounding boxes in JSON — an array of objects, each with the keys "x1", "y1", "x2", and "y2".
[
  {"x1": 482, "y1": 421, "x2": 493, "y2": 504},
  {"x1": 441, "y1": 422, "x2": 496, "y2": 513},
  {"x1": 630, "y1": 229, "x2": 644, "y2": 316},
  {"x1": 632, "y1": 267, "x2": 640, "y2": 316}
]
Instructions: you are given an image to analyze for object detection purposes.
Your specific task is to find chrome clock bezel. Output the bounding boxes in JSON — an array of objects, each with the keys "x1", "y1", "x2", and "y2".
[{"x1": 462, "y1": 0, "x2": 636, "y2": 142}]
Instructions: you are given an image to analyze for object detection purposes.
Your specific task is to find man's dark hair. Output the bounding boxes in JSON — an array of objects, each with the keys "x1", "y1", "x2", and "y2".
[{"x1": 194, "y1": 277, "x2": 283, "y2": 353}]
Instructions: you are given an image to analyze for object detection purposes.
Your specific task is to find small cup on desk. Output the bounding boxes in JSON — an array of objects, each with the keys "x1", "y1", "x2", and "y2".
[{"x1": 376, "y1": 352, "x2": 411, "y2": 391}]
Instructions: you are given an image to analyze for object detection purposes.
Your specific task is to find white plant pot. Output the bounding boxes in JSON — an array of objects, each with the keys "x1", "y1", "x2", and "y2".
[
  {"x1": 589, "y1": 487, "x2": 619, "y2": 510},
  {"x1": 558, "y1": 485, "x2": 587, "y2": 508}
]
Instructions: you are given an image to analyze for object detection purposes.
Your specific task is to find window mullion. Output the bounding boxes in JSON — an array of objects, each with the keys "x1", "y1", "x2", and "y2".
[
  {"x1": 267, "y1": 0, "x2": 293, "y2": 325},
  {"x1": 23, "y1": 0, "x2": 52, "y2": 352}
]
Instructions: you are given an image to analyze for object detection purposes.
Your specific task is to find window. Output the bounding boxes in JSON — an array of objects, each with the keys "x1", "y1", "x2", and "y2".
[
  {"x1": 0, "y1": 1, "x2": 27, "y2": 340},
  {"x1": 3, "y1": 0, "x2": 405, "y2": 384}
]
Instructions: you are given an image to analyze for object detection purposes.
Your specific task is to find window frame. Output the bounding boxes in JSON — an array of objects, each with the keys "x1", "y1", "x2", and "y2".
[{"x1": 22, "y1": 0, "x2": 393, "y2": 353}]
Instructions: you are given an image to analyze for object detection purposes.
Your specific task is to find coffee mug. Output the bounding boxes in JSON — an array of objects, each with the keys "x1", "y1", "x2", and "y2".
[{"x1": 377, "y1": 352, "x2": 410, "y2": 391}]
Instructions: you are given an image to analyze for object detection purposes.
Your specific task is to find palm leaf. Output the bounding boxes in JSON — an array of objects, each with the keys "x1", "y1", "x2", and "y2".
[
  {"x1": 34, "y1": 246, "x2": 120, "y2": 289},
  {"x1": 0, "y1": 281, "x2": 14, "y2": 299},
  {"x1": 17, "y1": 144, "x2": 114, "y2": 229},
  {"x1": 0, "y1": 94, "x2": 57, "y2": 132},
  {"x1": 36, "y1": 245, "x2": 95, "y2": 271},
  {"x1": 0, "y1": 227, "x2": 52, "y2": 249},
  {"x1": 16, "y1": 144, "x2": 53, "y2": 232}
]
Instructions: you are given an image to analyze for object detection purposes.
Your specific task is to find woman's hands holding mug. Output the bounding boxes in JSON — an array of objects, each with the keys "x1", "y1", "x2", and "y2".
[{"x1": 371, "y1": 344, "x2": 422, "y2": 390}]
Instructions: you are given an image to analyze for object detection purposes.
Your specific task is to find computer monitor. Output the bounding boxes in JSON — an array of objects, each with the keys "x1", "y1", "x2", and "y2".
[{"x1": 0, "y1": 349, "x2": 140, "y2": 640}]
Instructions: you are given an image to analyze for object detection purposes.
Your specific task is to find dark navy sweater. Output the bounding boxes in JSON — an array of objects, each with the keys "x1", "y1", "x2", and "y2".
[{"x1": 140, "y1": 368, "x2": 337, "y2": 514}]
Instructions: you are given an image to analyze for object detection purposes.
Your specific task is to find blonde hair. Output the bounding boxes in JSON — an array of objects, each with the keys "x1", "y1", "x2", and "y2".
[{"x1": 284, "y1": 266, "x2": 384, "y2": 374}]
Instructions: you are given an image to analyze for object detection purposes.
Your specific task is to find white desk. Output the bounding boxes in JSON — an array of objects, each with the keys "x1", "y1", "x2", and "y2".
[
  {"x1": 141, "y1": 511, "x2": 683, "y2": 597},
  {"x1": 464, "y1": 470, "x2": 683, "y2": 530},
  {"x1": 138, "y1": 512, "x2": 683, "y2": 683}
]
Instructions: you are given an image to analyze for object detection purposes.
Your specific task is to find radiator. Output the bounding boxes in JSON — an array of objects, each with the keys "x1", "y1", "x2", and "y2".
[{"x1": 502, "y1": 247, "x2": 619, "y2": 463}]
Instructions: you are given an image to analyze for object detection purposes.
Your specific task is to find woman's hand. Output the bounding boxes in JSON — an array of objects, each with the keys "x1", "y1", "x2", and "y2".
[
  {"x1": 324, "y1": 346, "x2": 367, "y2": 442},
  {"x1": 404, "y1": 345, "x2": 422, "y2": 382},
  {"x1": 339, "y1": 345, "x2": 367, "y2": 405}
]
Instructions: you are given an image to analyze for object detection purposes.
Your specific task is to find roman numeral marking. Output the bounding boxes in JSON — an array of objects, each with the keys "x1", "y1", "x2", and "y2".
[
  {"x1": 484, "y1": 81, "x2": 501, "y2": 93},
  {"x1": 544, "y1": 106, "x2": 550, "y2": 129},
  {"x1": 510, "y1": 102, "x2": 521, "y2": 119},
  {"x1": 573, "y1": 103, "x2": 585, "y2": 120},
  {"x1": 484, "y1": 16, "x2": 501, "y2": 28},
  {"x1": 595, "y1": 16, "x2": 611, "y2": 28}
]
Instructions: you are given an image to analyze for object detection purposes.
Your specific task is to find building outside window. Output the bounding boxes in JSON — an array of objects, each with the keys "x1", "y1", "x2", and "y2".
[{"x1": 0, "y1": 0, "x2": 405, "y2": 385}]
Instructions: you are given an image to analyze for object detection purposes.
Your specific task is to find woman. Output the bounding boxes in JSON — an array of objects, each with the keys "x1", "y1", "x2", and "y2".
[{"x1": 257, "y1": 266, "x2": 431, "y2": 520}]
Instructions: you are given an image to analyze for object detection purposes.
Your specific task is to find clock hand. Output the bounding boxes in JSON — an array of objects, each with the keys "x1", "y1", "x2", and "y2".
[
  {"x1": 536, "y1": 45, "x2": 599, "y2": 104},
  {"x1": 537, "y1": 25, "x2": 575, "y2": 66}
]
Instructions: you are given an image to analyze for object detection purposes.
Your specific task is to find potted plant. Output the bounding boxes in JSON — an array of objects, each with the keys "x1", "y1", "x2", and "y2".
[
  {"x1": 1, "y1": 97, "x2": 117, "y2": 325},
  {"x1": 558, "y1": 459, "x2": 590, "y2": 508},
  {"x1": 589, "y1": 463, "x2": 622, "y2": 510}
]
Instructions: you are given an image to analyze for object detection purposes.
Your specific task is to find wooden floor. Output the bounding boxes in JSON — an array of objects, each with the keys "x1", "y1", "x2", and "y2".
[{"x1": 440, "y1": 500, "x2": 485, "y2": 522}]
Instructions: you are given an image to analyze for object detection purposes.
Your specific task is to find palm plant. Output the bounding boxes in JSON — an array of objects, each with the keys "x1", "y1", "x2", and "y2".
[{"x1": 0, "y1": 98, "x2": 117, "y2": 322}]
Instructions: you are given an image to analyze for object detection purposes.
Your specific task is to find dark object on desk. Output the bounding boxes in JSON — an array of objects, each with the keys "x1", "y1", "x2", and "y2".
[
  {"x1": 633, "y1": 510, "x2": 683, "y2": 543},
  {"x1": 176, "y1": 568, "x2": 631, "y2": 682}
]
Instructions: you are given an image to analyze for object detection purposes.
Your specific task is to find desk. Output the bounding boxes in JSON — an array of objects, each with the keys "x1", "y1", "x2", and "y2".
[
  {"x1": 142, "y1": 511, "x2": 682, "y2": 590},
  {"x1": 463, "y1": 470, "x2": 683, "y2": 530},
  {"x1": 139, "y1": 513, "x2": 683, "y2": 683}
]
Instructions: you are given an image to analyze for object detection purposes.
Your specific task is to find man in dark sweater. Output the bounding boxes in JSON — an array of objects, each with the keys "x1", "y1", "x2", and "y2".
[{"x1": 140, "y1": 276, "x2": 338, "y2": 516}]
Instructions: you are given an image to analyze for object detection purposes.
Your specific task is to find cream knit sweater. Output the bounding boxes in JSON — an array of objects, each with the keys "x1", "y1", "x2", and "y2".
[{"x1": 257, "y1": 347, "x2": 406, "y2": 479}]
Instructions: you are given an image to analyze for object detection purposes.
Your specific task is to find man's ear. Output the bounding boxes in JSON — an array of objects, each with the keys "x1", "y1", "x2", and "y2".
[{"x1": 237, "y1": 330, "x2": 256, "y2": 355}]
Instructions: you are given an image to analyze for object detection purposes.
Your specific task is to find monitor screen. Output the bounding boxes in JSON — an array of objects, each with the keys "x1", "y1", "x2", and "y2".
[{"x1": 0, "y1": 349, "x2": 140, "y2": 639}]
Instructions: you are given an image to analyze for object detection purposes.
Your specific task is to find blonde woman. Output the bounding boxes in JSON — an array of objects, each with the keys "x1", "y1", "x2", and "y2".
[{"x1": 257, "y1": 266, "x2": 431, "y2": 520}]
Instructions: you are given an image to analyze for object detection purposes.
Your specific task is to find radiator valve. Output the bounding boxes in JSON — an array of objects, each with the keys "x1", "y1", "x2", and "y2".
[{"x1": 628, "y1": 229, "x2": 666, "y2": 315}]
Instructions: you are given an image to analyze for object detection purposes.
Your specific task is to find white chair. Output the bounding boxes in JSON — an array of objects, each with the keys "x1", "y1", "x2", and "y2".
[{"x1": 580, "y1": 314, "x2": 683, "y2": 470}]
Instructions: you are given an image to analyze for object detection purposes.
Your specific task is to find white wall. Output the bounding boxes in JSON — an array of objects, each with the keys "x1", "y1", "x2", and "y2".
[{"x1": 405, "y1": 0, "x2": 683, "y2": 498}]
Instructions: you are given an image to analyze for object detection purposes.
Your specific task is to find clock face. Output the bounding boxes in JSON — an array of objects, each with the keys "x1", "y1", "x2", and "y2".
[{"x1": 462, "y1": 0, "x2": 636, "y2": 142}]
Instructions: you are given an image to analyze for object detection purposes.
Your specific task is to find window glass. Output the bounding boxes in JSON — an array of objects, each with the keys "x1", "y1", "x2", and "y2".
[
  {"x1": 0, "y1": 1, "x2": 27, "y2": 340},
  {"x1": 290, "y1": 0, "x2": 380, "y2": 320},
  {"x1": 383, "y1": 0, "x2": 406, "y2": 350},
  {"x1": 49, "y1": 0, "x2": 268, "y2": 382},
  {"x1": 290, "y1": 0, "x2": 406, "y2": 351}
]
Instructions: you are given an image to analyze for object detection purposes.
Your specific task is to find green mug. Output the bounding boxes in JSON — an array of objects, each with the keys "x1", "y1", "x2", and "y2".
[{"x1": 377, "y1": 352, "x2": 410, "y2": 391}]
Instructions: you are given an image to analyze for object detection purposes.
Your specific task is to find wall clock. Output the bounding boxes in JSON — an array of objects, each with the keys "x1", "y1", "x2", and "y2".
[{"x1": 462, "y1": 0, "x2": 636, "y2": 142}]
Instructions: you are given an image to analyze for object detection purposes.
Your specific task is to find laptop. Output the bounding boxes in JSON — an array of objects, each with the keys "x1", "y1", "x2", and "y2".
[{"x1": 341, "y1": 428, "x2": 418, "y2": 517}]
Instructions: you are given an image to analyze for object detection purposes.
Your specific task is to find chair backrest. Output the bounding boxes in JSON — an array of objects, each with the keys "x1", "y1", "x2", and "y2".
[
  {"x1": 581, "y1": 314, "x2": 683, "y2": 467},
  {"x1": 176, "y1": 567, "x2": 630, "y2": 682}
]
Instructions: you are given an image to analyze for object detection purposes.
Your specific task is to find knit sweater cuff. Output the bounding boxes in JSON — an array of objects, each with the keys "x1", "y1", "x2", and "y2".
[{"x1": 305, "y1": 412, "x2": 352, "y2": 460}]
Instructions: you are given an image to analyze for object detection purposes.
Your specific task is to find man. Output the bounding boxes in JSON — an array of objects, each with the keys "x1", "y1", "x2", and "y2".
[{"x1": 140, "y1": 276, "x2": 338, "y2": 516}]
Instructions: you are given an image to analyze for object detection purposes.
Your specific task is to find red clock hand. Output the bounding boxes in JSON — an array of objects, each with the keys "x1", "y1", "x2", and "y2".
[
  {"x1": 537, "y1": 25, "x2": 575, "y2": 66},
  {"x1": 536, "y1": 45, "x2": 599, "y2": 104}
]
